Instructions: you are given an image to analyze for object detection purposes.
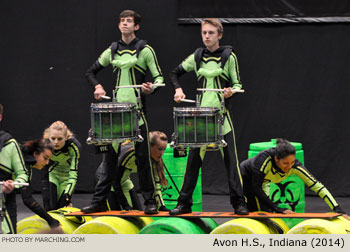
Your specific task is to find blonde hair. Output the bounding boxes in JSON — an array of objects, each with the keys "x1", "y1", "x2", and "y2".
[
  {"x1": 201, "y1": 18, "x2": 223, "y2": 35},
  {"x1": 149, "y1": 131, "x2": 168, "y2": 187},
  {"x1": 43, "y1": 121, "x2": 73, "y2": 140}
]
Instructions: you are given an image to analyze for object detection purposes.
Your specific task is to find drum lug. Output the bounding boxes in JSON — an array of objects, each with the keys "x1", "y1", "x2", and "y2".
[
  {"x1": 221, "y1": 139, "x2": 227, "y2": 147},
  {"x1": 135, "y1": 129, "x2": 144, "y2": 142},
  {"x1": 170, "y1": 133, "x2": 177, "y2": 148}
]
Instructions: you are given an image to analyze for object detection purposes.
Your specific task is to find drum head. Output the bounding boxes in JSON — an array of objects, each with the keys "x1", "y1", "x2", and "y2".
[{"x1": 91, "y1": 102, "x2": 136, "y2": 112}]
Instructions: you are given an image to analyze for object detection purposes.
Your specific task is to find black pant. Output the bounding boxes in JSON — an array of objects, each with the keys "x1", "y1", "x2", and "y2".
[
  {"x1": 4, "y1": 190, "x2": 17, "y2": 234},
  {"x1": 91, "y1": 123, "x2": 155, "y2": 205},
  {"x1": 177, "y1": 131, "x2": 245, "y2": 207}
]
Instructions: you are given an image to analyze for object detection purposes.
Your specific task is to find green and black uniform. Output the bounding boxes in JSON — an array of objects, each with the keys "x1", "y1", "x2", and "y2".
[
  {"x1": 20, "y1": 147, "x2": 60, "y2": 229},
  {"x1": 169, "y1": 46, "x2": 246, "y2": 208},
  {"x1": 85, "y1": 38, "x2": 164, "y2": 206},
  {"x1": 95, "y1": 142, "x2": 166, "y2": 210},
  {"x1": 41, "y1": 138, "x2": 81, "y2": 210},
  {"x1": 240, "y1": 148, "x2": 345, "y2": 213},
  {"x1": 0, "y1": 131, "x2": 28, "y2": 234}
]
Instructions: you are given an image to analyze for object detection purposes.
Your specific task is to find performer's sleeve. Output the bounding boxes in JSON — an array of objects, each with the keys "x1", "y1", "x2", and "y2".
[
  {"x1": 292, "y1": 163, "x2": 343, "y2": 212},
  {"x1": 250, "y1": 169, "x2": 278, "y2": 211},
  {"x1": 228, "y1": 53, "x2": 243, "y2": 90},
  {"x1": 143, "y1": 45, "x2": 164, "y2": 89},
  {"x1": 64, "y1": 139, "x2": 81, "y2": 197},
  {"x1": 9, "y1": 140, "x2": 29, "y2": 186},
  {"x1": 20, "y1": 182, "x2": 60, "y2": 228},
  {"x1": 169, "y1": 54, "x2": 195, "y2": 90},
  {"x1": 85, "y1": 47, "x2": 111, "y2": 87},
  {"x1": 41, "y1": 165, "x2": 51, "y2": 211}
]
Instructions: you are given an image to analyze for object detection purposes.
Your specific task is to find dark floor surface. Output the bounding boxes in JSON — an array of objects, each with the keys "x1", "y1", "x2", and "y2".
[{"x1": 15, "y1": 194, "x2": 350, "y2": 225}]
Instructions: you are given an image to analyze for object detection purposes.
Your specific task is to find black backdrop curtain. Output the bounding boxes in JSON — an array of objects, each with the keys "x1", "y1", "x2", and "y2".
[{"x1": 1, "y1": 0, "x2": 349, "y2": 196}]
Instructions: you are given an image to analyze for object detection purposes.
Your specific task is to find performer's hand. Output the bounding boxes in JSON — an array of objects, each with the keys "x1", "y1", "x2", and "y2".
[
  {"x1": 141, "y1": 82, "x2": 153, "y2": 94},
  {"x1": 94, "y1": 84, "x2": 106, "y2": 100},
  {"x1": 282, "y1": 209, "x2": 294, "y2": 214},
  {"x1": 2, "y1": 180, "x2": 15, "y2": 194},
  {"x1": 174, "y1": 88, "x2": 186, "y2": 103},
  {"x1": 224, "y1": 87, "x2": 235, "y2": 98}
]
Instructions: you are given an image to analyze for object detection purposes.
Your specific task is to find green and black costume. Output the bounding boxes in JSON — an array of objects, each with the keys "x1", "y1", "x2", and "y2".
[
  {"x1": 0, "y1": 131, "x2": 28, "y2": 234},
  {"x1": 240, "y1": 148, "x2": 345, "y2": 213},
  {"x1": 19, "y1": 146, "x2": 60, "y2": 229},
  {"x1": 170, "y1": 46, "x2": 246, "y2": 208},
  {"x1": 95, "y1": 142, "x2": 166, "y2": 211},
  {"x1": 85, "y1": 38, "x2": 164, "y2": 207},
  {"x1": 41, "y1": 138, "x2": 81, "y2": 210}
]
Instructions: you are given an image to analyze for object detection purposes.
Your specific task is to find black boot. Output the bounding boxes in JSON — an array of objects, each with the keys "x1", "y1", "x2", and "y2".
[
  {"x1": 144, "y1": 199, "x2": 158, "y2": 214},
  {"x1": 81, "y1": 204, "x2": 107, "y2": 213},
  {"x1": 234, "y1": 204, "x2": 249, "y2": 215},
  {"x1": 169, "y1": 205, "x2": 192, "y2": 215}
]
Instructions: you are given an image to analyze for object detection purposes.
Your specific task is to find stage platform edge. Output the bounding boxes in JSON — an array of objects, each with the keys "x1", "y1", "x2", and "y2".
[{"x1": 65, "y1": 211, "x2": 341, "y2": 219}]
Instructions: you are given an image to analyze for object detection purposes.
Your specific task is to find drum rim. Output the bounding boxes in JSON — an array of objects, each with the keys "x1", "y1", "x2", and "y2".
[
  {"x1": 91, "y1": 102, "x2": 137, "y2": 108},
  {"x1": 174, "y1": 107, "x2": 219, "y2": 111}
]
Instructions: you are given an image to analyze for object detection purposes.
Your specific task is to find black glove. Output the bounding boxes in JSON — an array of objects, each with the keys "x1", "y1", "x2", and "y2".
[
  {"x1": 333, "y1": 206, "x2": 346, "y2": 214},
  {"x1": 47, "y1": 218, "x2": 60, "y2": 229}
]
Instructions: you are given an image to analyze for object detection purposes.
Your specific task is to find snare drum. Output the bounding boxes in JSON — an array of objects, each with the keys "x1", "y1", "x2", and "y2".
[
  {"x1": 172, "y1": 107, "x2": 222, "y2": 148},
  {"x1": 90, "y1": 102, "x2": 139, "y2": 143}
]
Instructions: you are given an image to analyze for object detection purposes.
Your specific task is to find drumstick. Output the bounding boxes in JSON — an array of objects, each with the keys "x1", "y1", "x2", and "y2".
[
  {"x1": 180, "y1": 99, "x2": 196, "y2": 103},
  {"x1": 101, "y1": 95, "x2": 111, "y2": 100},
  {"x1": 197, "y1": 88, "x2": 245, "y2": 93},
  {"x1": 0, "y1": 182, "x2": 29, "y2": 186},
  {"x1": 116, "y1": 84, "x2": 166, "y2": 89}
]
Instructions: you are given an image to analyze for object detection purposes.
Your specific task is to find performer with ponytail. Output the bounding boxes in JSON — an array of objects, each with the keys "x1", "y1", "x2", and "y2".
[
  {"x1": 20, "y1": 140, "x2": 61, "y2": 231},
  {"x1": 240, "y1": 138, "x2": 347, "y2": 216}
]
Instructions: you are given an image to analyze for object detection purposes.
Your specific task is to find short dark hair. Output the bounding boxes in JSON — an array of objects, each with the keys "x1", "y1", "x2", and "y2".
[
  {"x1": 22, "y1": 139, "x2": 54, "y2": 156},
  {"x1": 0, "y1": 104, "x2": 3, "y2": 116},
  {"x1": 119, "y1": 10, "x2": 141, "y2": 26},
  {"x1": 275, "y1": 138, "x2": 296, "y2": 159}
]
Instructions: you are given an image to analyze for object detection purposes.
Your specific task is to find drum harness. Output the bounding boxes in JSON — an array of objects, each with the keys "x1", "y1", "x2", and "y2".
[{"x1": 171, "y1": 46, "x2": 245, "y2": 151}]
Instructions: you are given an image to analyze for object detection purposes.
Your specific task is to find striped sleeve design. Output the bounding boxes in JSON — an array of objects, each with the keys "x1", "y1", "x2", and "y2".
[
  {"x1": 292, "y1": 165, "x2": 339, "y2": 210},
  {"x1": 64, "y1": 139, "x2": 80, "y2": 195}
]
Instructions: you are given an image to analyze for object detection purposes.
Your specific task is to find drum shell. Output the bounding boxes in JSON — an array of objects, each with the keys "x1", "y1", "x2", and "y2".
[
  {"x1": 91, "y1": 102, "x2": 138, "y2": 142},
  {"x1": 173, "y1": 107, "x2": 221, "y2": 147}
]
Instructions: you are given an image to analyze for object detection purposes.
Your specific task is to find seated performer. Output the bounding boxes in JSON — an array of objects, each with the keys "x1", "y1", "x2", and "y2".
[
  {"x1": 83, "y1": 9, "x2": 164, "y2": 214},
  {"x1": 0, "y1": 104, "x2": 29, "y2": 234},
  {"x1": 95, "y1": 131, "x2": 169, "y2": 211},
  {"x1": 41, "y1": 121, "x2": 81, "y2": 210},
  {"x1": 20, "y1": 140, "x2": 61, "y2": 231},
  {"x1": 240, "y1": 138, "x2": 347, "y2": 215},
  {"x1": 169, "y1": 18, "x2": 249, "y2": 215}
]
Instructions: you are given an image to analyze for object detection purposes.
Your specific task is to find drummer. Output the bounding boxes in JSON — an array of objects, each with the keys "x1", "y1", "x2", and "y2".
[
  {"x1": 83, "y1": 10, "x2": 164, "y2": 214},
  {"x1": 169, "y1": 18, "x2": 249, "y2": 215}
]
